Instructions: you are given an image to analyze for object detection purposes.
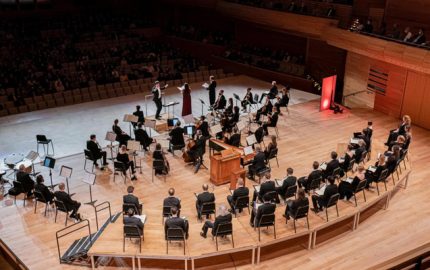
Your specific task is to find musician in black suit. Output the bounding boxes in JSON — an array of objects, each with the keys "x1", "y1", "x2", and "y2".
[
  {"x1": 163, "y1": 188, "x2": 181, "y2": 214},
  {"x1": 189, "y1": 130, "x2": 206, "y2": 173},
  {"x1": 262, "y1": 107, "x2": 279, "y2": 135},
  {"x1": 224, "y1": 98, "x2": 234, "y2": 116},
  {"x1": 252, "y1": 172, "x2": 277, "y2": 203},
  {"x1": 255, "y1": 96, "x2": 273, "y2": 122},
  {"x1": 250, "y1": 193, "x2": 276, "y2": 227},
  {"x1": 134, "y1": 123, "x2": 154, "y2": 151},
  {"x1": 206, "y1": 75, "x2": 217, "y2": 106},
  {"x1": 276, "y1": 167, "x2": 297, "y2": 197},
  {"x1": 241, "y1": 87, "x2": 254, "y2": 111},
  {"x1": 16, "y1": 164, "x2": 35, "y2": 196},
  {"x1": 323, "y1": 151, "x2": 340, "y2": 180},
  {"x1": 284, "y1": 188, "x2": 308, "y2": 222},
  {"x1": 123, "y1": 186, "x2": 142, "y2": 214},
  {"x1": 365, "y1": 154, "x2": 386, "y2": 188},
  {"x1": 195, "y1": 184, "x2": 215, "y2": 219},
  {"x1": 227, "y1": 178, "x2": 249, "y2": 212},
  {"x1": 213, "y1": 89, "x2": 226, "y2": 110},
  {"x1": 254, "y1": 126, "x2": 265, "y2": 145},
  {"x1": 35, "y1": 175, "x2": 54, "y2": 204},
  {"x1": 117, "y1": 145, "x2": 137, "y2": 180},
  {"x1": 197, "y1": 115, "x2": 210, "y2": 138},
  {"x1": 228, "y1": 106, "x2": 240, "y2": 130},
  {"x1": 311, "y1": 176, "x2": 338, "y2": 213},
  {"x1": 354, "y1": 139, "x2": 367, "y2": 164},
  {"x1": 152, "y1": 81, "x2": 168, "y2": 120},
  {"x1": 298, "y1": 161, "x2": 323, "y2": 192},
  {"x1": 275, "y1": 87, "x2": 290, "y2": 114},
  {"x1": 124, "y1": 208, "x2": 144, "y2": 234},
  {"x1": 248, "y1": 146, "x2": 267, "y2": 180},
  {"x1": 259, "y1": 81, "x2": 278, "y2": 103},
  {"x1": 153, "y1": 143, "x2": 169, "y2": 175},
  {"x1": 132, "y1": 105, "x2": 144, "y2": 127},
  {"x1": 112, "y1": 119, "x2": 131, "y2": 146},
  {"x1": 87, "y1": 134, "x2": 108, "y2": 167},
  {"x1": 54, "y1": 183, "x2": 82, "y2": 221},
  {"x1": 200, "y1": 204, "x2": 232, "y2": 238},
  {"x1": 385, "y1": 115, "x2": 411, "y2": 146},
  {"x1": 168, "y1": 121, "x2": 185, "y2": 152},
  {"x1": 164, "y1": 207, "x2": 189, "y2": 239},
  {"x1": 228, "y1": 127, "x2": 241, "y2": 147}
]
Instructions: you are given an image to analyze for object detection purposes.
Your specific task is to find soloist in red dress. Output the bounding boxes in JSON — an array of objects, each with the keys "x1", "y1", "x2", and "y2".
[{"x1": 182, "y1": 87, "x2": 192, "y2": 116}]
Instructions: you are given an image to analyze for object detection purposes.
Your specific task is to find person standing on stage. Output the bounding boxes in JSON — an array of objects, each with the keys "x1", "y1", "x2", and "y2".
[
  {"x1": 182, "y1": 83, "x2": 192, "y2": 116},
  {"x1": 152, "y1": 81, "x2": 168, "y2": 120},
  {"x1": 206, "y1": 75, "x2": 217, "y2": 106}
]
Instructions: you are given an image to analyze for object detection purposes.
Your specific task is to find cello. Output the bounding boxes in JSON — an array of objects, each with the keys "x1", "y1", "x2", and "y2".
[{"x1": 182, "y1": 138, "x2": 196, "y2": 163}]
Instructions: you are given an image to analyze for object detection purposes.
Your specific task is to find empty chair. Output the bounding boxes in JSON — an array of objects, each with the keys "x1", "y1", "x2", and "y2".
[
  {"x1": 36, "y1": 135, "x2": 54, "y2": 156},
  {"x1": 325, "y1": 193, "x2": 340, "y2": 222},
  {"x1": 212, "y1": 222, "x2": 234, "y2": 251}
]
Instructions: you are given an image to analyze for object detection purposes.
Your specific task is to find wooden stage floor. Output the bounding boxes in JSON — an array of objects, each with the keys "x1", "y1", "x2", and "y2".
[{"x1": 0, "y1": 76, "x2": 429, "y2": 270}]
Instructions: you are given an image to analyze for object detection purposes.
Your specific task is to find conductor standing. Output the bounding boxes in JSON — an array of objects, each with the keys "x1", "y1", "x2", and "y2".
[
  {"x1": 152, "y1": 81, "x2": 168, "y2": 120},
  {"x1": 207, "y1": 76, "x2": 217, "y2": 106}
]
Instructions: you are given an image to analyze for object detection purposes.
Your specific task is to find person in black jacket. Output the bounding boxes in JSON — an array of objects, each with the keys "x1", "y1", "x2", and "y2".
[
  {"x1": 164, "y1": 207, "x2": 189, "y2": 239},
  {"x1": 322, "y1": 151, "x2": 340, "y2": 180},
  {"x1": 16, "y1": 164, "x2": 35, "y2": 197},
  {"x1": 284, "y1": 188, "x2": 308, "y2": 221},
  {"x1": 153, "y1": 143, "x2": 169, "y2": 175},
  {"x1": 262, "y1": 107, "x2": 279, "y2": 135},
  {"x1": 339, "y1": 144, "x2": 355, "y2": 177},
  {"x1": 117, "y1": 145, "x2": 137, "y2": 180},
  {"x1": 134, "y1": 123, "x2": 154, "y2": 151},
  {"x1": 213, "y1": 90, "x2": 226, "y2": 110},
  {"x1": 124, "y1": 208, "x2": 144, "y2": 235},
  {"x1": 86, "y1": 134, "x2": 108, "y2": 167},
  {"x1": 248, "y1": 146, "x2": 267, "y2": 180},
  {"x1": 255, "y1": 96, "x2": 273, "y2": 122},
  {"x1": 365, "y1": 154, "x2": 386, "y2": 188},
  {"x1": 197, "y1": 115, "x2": 210, "y2": 138},
  {"x1": 132, "y1": 105, "x2": 145, "y2": 127},
  {"x1": 250, "y1": 193, "x2": 276, "y2": 227},
  {"x1": 224, "y1": 97, "x2": 234, "y2": 116},
  {"x1": 259, "y1": 81, "x2": 278, "y2": 103},
  {"x1": 252, "y1": 172, "x2": 277, "y2": 203},
  {"x1": 206, "y1": 75, "x2": 217, "y2": 106},
  {"x1": 227, "y1": 178, "x2": 249, "y2": 212},
  {"x1": 54, "y1": 182, "x2": 82, "y2": 221},
  {"x1": 123, "y1": 186, "x2": 142, "y2": 214},
  {"x1": 152, "y1": 81, "x2": 168, "y2": 120},
  {"x1": 254, "y1": 126, "x2": 265, "y2": 145},
  {"x1": 311, "y1": 176, "x2": 338, "y2": 213},
  {"x1": 275, "y1": 87, "x2": 290, "y2": 114},
  {"x1": 339, "y1": 165, "x2": 365, "y2": 201},
  {"x1": 35, "y1": 175, "x2": 54, "y2": 204},
  {"x1": 188, "y1": 130, "x2": 206, "y2": 173},
  {"x1": 195, "y1": 184, "x2": 215, "y2": 219},
  {"x1": 163, "y1": 188, "x2": 181, "y2": 214},
  {"x1": 241, "y1": 87, "x2": 254, "y2": 111},
  {"x1": 228, "y1": 127, "x2": 241, "y2": 147},
  {"x1": 276, "y1": 167, "x2": 297, "y2": 198},
  {"x1": 298, "y1": 161, "x2": 323, "y2": 192},
  {"x1": 169, "y1": 121, "x2": 185, "y2": 152},
  {"x1": 112, "y1": 119, "x2": 131, "y2": 146},
  {"x1": 354, "y1": 139, "x2": 367, "y2": 164},
  {"x1": 200, "y1": 204, "x2": 232, "y2": 238}
]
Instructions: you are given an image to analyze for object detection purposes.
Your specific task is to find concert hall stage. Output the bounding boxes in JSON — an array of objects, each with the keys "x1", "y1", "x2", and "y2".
[{"x1": 0, "y1": 75, "x2": 429, "y2": 270}]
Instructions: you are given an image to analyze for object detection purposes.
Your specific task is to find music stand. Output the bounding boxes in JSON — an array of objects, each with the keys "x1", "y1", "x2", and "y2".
[
  {"x1": 163, "y1": 101, "x2": 179, "y2": 118},
  {"x1": 123, "y1": 114, "x2": 139, "y2": 139},
  {"x1": 246, "y1": 134, "x2": 257, "y2": 146},
  {"x1": 83, "y1": 172, "x2": 97, "y2": 206},
  {"x1": 105, "y1": 131, "x2": 117, "y2": 161},
  {"x1": 127, "y1": 140, "x2": 142, "y2": 174},
  {"x1": 198, "y1": 98, "x2": 206, "y2": 117},
  {"x1": 25, "y1": 150, "x2": 39, "y2": 175},
  {"x1": 233, "y1": 93, "x2": 241, "y2": 107},
  {"x1": 43, "y1": 156, "x2": 57, "y2": 189},
  {"x1": 60, "y1": 165, "x2": 73, "y2": 196},
  {"x1": 144, "y1": 119, "x2": 156, "y2": 137}
]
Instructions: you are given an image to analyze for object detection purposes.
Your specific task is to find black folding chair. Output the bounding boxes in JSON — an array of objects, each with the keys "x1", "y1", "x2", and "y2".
[
  {"x1": 198, "y1": 202, "x2": 216, "y2": 221},
  {"x1": 345, "y1": 159, "x2": 355, "y2": 177},
  {"x1": 34, "y1": 190, "x2": 49, "y2": 216},
  {"x1": 282, "y1": 185, "x2": 298, "y2": 201},
  {"x1": 166, "y1": 228, "x2": 186, "y2": 255},
  {"x1": 267, "y1": 148, "x2": 279, "y2": 168},
  {"x1": 375, "y1": 169, "x2": 389, "y2": 196},
  {"x1": 36, "y1": 134, "x2": 54, "y2": 156},
  {"x1": 232, "y1": 195, "x2": 250, "y2": 217},
  {"x1": 84, "y1": 149, "x2": 101, "y2": 172},
  {"x1": 162, "y1": 205, "x2": 172, "y2": 224},
  {"x1": 123, "y1": 224, "x2": 143, "y2": 252},
  {"x1": 262, "y1": 190, "x2": 280, "y2": 204},
  {"x1": 353, "y1": 179, "x2": 367, "y2": 206},
  {"x1": 113, "y1": 161, "x2": 128, "y2": 183},
  {"x1": 152, "y1": 159, "x2": 167, "y2": 182},
  {"x1": 309, "y1": 177, "x2": 322, "y2": 192},
  {"x1": 324, "y1": 193, "x2": 340, "y2": 222},
  {"x1": 8, "y1": 181, "x2": 26, "y2": 206},
  {"x1": 255, "y1": 213, "x2": 276, "y2": 241},
  {"x1": 289, "y1": 205, "x2": 310, "y2": 233},
  {"x1": 123, "y1": 203, "x2": 139, "y2": 215},
  {"x1": 212, "y1": 222, "x2": 234, "y2": 251},
  {"x1": 54, "y1": 199, "x2": 72, "y2": 226}
]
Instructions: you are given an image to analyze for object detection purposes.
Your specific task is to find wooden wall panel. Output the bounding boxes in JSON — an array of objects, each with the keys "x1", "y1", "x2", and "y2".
[
  {"x1": 385, "y1": 0, "x2": 430, "y2": 30},
  {"x1": 419, "y1": 80, "x2": 430, "y2": 129},
  {"x1": 402, "y1": 71, "x2": 430, "y2": 130}
]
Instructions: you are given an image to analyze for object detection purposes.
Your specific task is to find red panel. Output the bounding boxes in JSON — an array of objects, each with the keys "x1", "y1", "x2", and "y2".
[{"x1": 320, "y1": 75, "x2": 337, "y2": 111}]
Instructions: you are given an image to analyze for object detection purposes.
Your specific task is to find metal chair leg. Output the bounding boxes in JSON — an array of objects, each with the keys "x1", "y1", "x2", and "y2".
[
  {"x1": 336, "y1": 204, "x2": 339, "y2": 217},
  {"x1": 363, "y1": 189, "x2": 367, "y2": 202},
  {"x1": 44, "y1": 203, "x2": 48, "y2": 216},
  {"x1": 34, "y1": 200, "x2": 37, "y2": 213},
  {"x1": 273, "y1": 223, "x2": 276, "y2": 239}
]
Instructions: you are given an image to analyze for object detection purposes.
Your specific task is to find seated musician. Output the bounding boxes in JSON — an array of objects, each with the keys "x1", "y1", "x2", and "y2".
[
  {"x1": 16, "y1": 164, "x2": 35, "y2": 197},
  {"x1": 387, "y1": 135, "x2": 406, "y2": 151},
  {"x1": 196, "y1": 115, "x2": 210, "y2": 138},
  {"x1": 276, "y1": 167, "x2": 297, "y2": 198},
  {"x1": 339, "y1": 165, "x2": 365, "y2": 201},
  {"x1": 123, "y1": 185, "x2": 142, "y2": 214},
  {"x1": 153, "y1": 143, "x2": 169, "y2": 175},
  {"x1": 124, "y1": 208, "x2": 144, "y2": 235},
  {"x1": 187, "y1": 130, "x2": 206, "y2": 172},
  {"x1": 134, "y1": 123, "x2": 155, "y2": 151},
  {"x1": 354, "y1": 139, "x2": 367, "y2": 164},
  {"x1": 116, "y1": 145, "x2": 137, "y2": 180},
  {"x1": 274, "y1": 87, "x2": 290, "y2": 114},
  {"x1": 227, "y1": 178, "x2": 249, "y2": 213},
  {"x1": 163, "y1": 188, "x2": 181, "y2": 215},
  {"x1": 254, "y1": 125, "x2": 265, "y2": 145},
  {"x1": 241, "y1": 87, "x2": 254, "y2": 111},
  {"x1": 298, "y1": 161, "x2": 323, "y2": 192},
  {"x1": 322, "y1": 151, "x2": 340, "y2": 180},
  {"x1": 259, "y1": 80, "x2": 278, "y2": 103},
  {"x1": 386, "y1": 145, "x2": 401, "y2": 175},
  {"x1": 228, "y1": 106, "x2": 240, "y2": 130},
  {"x1": 250, "y1": 193, "x2": 276, "y2": 227},
  {"x1": 224, "y1": 97, "x2": 234, "y2": 116},
  {"x1": 165, "y1": 207, "x2": 189, "y2": 239},
  {"x1": 385, "y1": 115, "x2": 411, "y2": 146},
  {"x1": 247, "y1": 146, "x2": 267, "y2": 180},
  {"x1": 284, "y1": 188, "x2": 308, "y2": 222},
  {"x1": 311, "y1": 176, "x2": 338, "y2": 213},
  {"x1": 86, "y1": 134, "x2": 108, "y2": 168},
  {"x1": 255, "y1": 96, "x2": 273, "y2": 122},
  {"x1": 132, "y1": 105, "x2": 145, "y2": 127},
  {"x1": 35, "y1": 175, "x2": 54, "y2": 204},
  {"x1": 339, "y1": 144, "x2": 355, "y2": 177},
  {"x1": 112, "y1": 119, "x2": 131, "y2": 146},
  {"x1": 228, "y1": 127, "x2": 241, "y2": 147},
  {"x1": 264, "y1": 135, "x2": 277, "y2": 159},
  {"x1": 252, "y1": 172, "x2": 277, "y2": 203},
  {"x1": 262, "y1": 107, "x2": 279, "y2": 135},
  {"x1": 195, "y1": 184, "x2": 215, "y2": 220},
  {"x1": 200, "y1": 204, "x2": 232, "y2": 238},
  {"x1": 168, "y1": 120, "x2": 185, "y2": 152},
  {"x1": 365, "y1": 154, "x2": 386, "y2": 188},
  {"x1": 54, "y1": 182, "x2": 82, "y2": 221},
  {"x1": 213, "y1": 89, "x2": 226, "y2": 111}
]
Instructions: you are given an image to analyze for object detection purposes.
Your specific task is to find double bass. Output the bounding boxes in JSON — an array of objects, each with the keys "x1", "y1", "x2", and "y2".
[{"x1": 182, "y1": 138, "x2": 196, "y2": 163}]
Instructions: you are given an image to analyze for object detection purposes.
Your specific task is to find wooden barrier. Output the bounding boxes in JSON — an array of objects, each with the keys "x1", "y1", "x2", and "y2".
[{"x1": 312, "y1": 212, "x2": 357, "y2": 248}]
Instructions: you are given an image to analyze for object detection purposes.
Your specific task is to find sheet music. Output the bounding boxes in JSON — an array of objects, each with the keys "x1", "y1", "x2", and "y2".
[
  {"x1": 134, "y1": 214, "x2": 147, "y2": 224},
  {"x1": 246, "y1": 134, "x2": 257, "y2": 145},
  {"x1": 202, "y1": 82, "x2": 209, "y2": 88},
  {"x1": 368, "y1": 165, "x2": 377, "y2": 173},
  {"x1": 25, "y1": 151, "x2": 38, "y2": 161},
  {"x1": 319, "y1": 162, "x2": 327, "y2": 170},
  {"x1": 211, "y1": 124, "x2": 222, "y2": 134},
  {"x1": 82, "y1": 172, "x2": 96, "y2": 185},
  {"x1": 350, "y1": 138, "x2": 360, "y2": 144},
  {"x1": 339, "y1": 157, "x2": 345, "y2": 163},
  {"x1": 275, "y1": 179, "x2": 283, "y2": 187},
  {"x1": 144, "y1": 119, "x2": 156, "y2": 129},
  {"x1": 158, "y1": 139, "x2": 170, "y2": 149},
  {"x1": 183, "y1": 114, "x2": 195, "y2": 124},
  {"x1": 254, "y1": 202, "x2": 263, "y2": 209},
  {"x1": 243, "y1": 146, "x2": 253, "y2": 156},
  {"x1": 105, "y1": 131, "x2": 117, "y2": 142},
  {"x1": 127, "y1": 140, "x2": 141, "y2": 152},
  {"x1": 60, "y1": 166, "x2": 72, "y2": 178},
  {"x1": 229, "y1": 189, "x2": 234, "y2": 195},
  {"x1": 177, "y1": 86, "x2": 185, "y2": 91},
  {"x1": 254, "y1": 185, "x2": 261, "y2": 193},
  {"x1": 316, "y1": 184, "x2": 326, "y2": 196},
  {"x1": 345, "y1": 177, "x2": 354, "y2": 184},
  {"x1": 123, "y1": 114, "x2": 138, "y2": 123},
  {"x1": 237, "y1": 121, "x2": 246, "y2": 131}
]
